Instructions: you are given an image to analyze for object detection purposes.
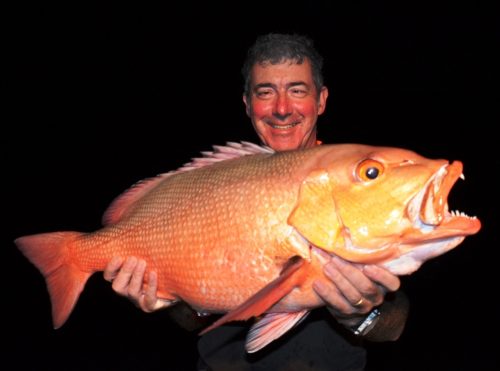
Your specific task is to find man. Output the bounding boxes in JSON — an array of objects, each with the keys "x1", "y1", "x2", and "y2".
[{"x1": 104, "y1": 33, "x2": 409, "y2": 370}]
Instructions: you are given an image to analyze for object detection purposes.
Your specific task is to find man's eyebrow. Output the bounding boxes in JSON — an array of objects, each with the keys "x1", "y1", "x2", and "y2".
[
  {"x1": 254, "y1": 82, "x2": 276, "y2": 90},
  {"x1": 287, "y1": 81, "x2": 308, "y2": 88},
  {"x1": 254, "y1": 81, "x2": 308, "y2": 90}
]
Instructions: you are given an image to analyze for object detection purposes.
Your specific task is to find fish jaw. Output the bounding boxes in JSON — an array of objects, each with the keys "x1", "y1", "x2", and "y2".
[
  {"x1": 381, "y1": 161, "x2": 481, "y2": 274},
  {"x1": 404, "y1": 161, "x2": 481, "y2": 243},
  {"x1": 382, "y1": 236, "x2": 465, "y2": 275}
]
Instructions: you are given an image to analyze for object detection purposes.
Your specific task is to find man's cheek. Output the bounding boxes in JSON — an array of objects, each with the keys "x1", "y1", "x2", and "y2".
[
  {"x1": 251, "y1": 102, "x2": 271, "y2": 118},
  {"x1": 295, "y1": 102, "x2": 317, "y2": 116}
]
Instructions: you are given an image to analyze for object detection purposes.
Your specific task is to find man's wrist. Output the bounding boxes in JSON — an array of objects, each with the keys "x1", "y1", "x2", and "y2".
[
  {"x1": 329, "y1": 307, "x2": 382, "y2": 336},
  {"x1": 349, "y1": 308, "x2": 381, "y2": 336}
]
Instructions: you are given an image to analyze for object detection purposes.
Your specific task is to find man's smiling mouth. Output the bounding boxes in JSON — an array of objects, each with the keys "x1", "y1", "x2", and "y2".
[{"x1": 267, "y1": 121, "x2": 300, "y2": 130}]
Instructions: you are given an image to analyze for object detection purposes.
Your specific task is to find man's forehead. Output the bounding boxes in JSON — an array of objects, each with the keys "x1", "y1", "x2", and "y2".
[
  {"x1": 251, "y1": 59, "x2": 313, "y2": 83},
  {"x1": 257, "y1": 58, "x2": 307, "y2": 67}
]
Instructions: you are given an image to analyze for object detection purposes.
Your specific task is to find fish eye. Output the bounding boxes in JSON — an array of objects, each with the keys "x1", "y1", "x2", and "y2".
[{"x1": 356, "y1": 159, "x2": 385, "y2": 181}]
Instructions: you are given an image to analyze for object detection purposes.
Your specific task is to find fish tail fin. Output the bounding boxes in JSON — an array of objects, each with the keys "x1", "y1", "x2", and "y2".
[{"x1": 15, "y1": 231, "x2": 91, "y2": 329}]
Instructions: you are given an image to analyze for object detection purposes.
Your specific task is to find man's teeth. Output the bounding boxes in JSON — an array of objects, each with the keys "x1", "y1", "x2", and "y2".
[{"x1": 269, "y1": 122, "x2": 299, "y2": 129}]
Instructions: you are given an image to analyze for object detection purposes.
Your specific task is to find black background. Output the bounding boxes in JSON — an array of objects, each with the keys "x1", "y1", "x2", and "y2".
[{"x1": 4, "y1": 2, "x2": 499, "y2": 370}]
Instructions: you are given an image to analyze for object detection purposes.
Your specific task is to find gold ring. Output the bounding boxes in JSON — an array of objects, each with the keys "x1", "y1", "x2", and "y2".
[{"x1": 353, "y1": 298, "x2": 364, "y2": 307}]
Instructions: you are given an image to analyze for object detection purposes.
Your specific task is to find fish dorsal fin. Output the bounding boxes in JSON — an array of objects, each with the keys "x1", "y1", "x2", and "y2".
[
  {"x1": 288, "y1": 169, "x2": 342, "y2": 252},
  {"x1": 176, "y1": 141, "x2": 274, "y2": 172},
  {"x1": 103, "y1": 141, "x2": 273, "y2": 225},
  {"x1": 199, "y1": 256, "x2": 308, "y2": 336},
  {"x1": 102, "y1": 174, "x2": 172, "y2": 225},
  {"x1": 246, "y1": 310, "x2": 310, "y2": 353}
]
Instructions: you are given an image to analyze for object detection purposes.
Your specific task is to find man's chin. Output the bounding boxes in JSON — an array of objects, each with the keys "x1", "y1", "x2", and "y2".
[{"x1": 266, "y1": 138, "x2": 301, "y2": 151}]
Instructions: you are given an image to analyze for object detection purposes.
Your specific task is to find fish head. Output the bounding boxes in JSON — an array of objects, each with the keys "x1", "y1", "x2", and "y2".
[{"x1": 289, "y1": 144, "x2": 481, "y2": 265}]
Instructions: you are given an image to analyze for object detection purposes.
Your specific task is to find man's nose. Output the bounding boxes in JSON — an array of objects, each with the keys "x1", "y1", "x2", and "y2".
[{"x1": 273, "y1": 94, "x2": 292, "y2": 120}]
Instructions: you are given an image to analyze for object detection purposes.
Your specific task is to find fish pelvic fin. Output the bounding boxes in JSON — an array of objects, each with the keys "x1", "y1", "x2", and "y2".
[
  {"x1": 199, "y1": 256, "x2": 308, "y2": 336},
  {"x1": 15, "y1": 232, "x2": 90, "y2": 329},
  {"x1": 246, "y1": 310, "x2": 310, "y2": 353}
]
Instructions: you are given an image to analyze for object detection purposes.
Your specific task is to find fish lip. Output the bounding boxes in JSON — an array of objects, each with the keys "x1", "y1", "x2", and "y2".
[{"x1": 406, "y1": 161, "x2": 481, "y2": 239}]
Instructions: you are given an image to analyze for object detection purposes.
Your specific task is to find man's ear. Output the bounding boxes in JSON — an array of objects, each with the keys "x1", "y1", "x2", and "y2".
[
  {"x1": 318, "y1": 86, "x2": 329, "y2": 115},
  {"x1": 243, "y1": 94, "x2": 251, "y2": 117}
]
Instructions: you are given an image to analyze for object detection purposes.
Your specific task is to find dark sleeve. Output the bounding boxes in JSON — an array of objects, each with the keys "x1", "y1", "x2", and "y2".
[
  {"x1": 363, "y1": 291, "x2": 410, "y2": 342},
  {"x1": 166, "y1": 302, "x2": 212, "y2": 331},
  {"x1": 198, "y1": 309, "x2": 367, "y2": 371}
]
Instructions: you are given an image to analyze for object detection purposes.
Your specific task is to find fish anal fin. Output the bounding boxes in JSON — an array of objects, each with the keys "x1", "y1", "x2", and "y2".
[
  {"x1": 199, "y1": 256, "x2": 308, "y2": 336},
  {"x1": 246, "y1": 310, "x2": 310, "y2": 353},
  {"x1": 288, "y1": 170, "x2": 341, "y2": 252}
]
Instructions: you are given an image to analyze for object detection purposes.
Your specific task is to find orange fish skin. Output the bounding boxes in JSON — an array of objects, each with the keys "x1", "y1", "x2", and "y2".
[
  {"x1": 72, "y1": 147, "x2": 327, "y2": 311},
  {"x1": 15, "y1": 142, "x2": 481, "y2": 344}
]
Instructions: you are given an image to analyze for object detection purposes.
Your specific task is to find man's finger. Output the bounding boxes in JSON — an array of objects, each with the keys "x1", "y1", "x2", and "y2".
[
  {"x1": 111, "y1": 256, "x2": 138, "y2": 295},
  {"x1": 363, "y1": 265, "x2": 401, "y2": 292},
  {"x1": 143, "y1": 271, "x2": 159, "y2": 312},
  {"x1": 103, "y1": 256, "x2": 124, "y2": 282},
  {"x1": 127, "y1": 259, "x2": 147, "y2": 298}
]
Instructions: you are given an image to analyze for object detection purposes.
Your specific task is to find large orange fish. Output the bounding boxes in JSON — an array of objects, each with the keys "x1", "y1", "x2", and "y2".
[{"x1": 15, "y1": 142, "x2": 480, "y2": 352}]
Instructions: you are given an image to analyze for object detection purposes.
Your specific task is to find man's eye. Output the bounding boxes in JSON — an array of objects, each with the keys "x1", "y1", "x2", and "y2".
[
  {"x1": 256, "y1": 90, "x2": 273, "y2": 99},
  {"x1": 290, "y1": 89, "x2": 307, "y2": 97}
]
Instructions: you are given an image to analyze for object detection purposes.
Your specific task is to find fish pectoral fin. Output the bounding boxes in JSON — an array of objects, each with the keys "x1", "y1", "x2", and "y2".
[
  {"x1": 288, "y1": 170, "x2": 341, "y2": 252},
  {"x1": 246, "y1": 310, "x2": 310, "y2": 353},
  {"x1": 199, "y1": 256, "x2": 309, "y2": 336}
]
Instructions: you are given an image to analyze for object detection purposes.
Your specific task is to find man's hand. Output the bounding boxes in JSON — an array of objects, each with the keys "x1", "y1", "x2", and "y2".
[
  {"x1": 103, "y1": 256, "x2": 171, "y2": 312},
  {"x1": 313, "y1": 255, "x2": 399, "y2": 317},
  {"x1": 313, "y1": 254, "x2": 408, "y2": 340}
]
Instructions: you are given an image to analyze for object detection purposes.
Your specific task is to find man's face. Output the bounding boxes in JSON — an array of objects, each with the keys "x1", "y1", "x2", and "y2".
[{"x1": 243, "y1": 59, "x2": 328, "y2": 151}]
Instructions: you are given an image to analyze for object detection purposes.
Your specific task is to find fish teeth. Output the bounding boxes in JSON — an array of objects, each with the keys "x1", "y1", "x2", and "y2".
[
  {"x1": 449, "y1": 210, "x2": 477, "y2": 219},
  {"x1": 410, "y1": 165, "x2": 478, "y2": 227}
]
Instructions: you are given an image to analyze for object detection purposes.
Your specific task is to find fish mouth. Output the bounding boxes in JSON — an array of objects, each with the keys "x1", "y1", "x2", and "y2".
[{"x1": 406, "y1": 161, "x2": 481, "y2": 240}]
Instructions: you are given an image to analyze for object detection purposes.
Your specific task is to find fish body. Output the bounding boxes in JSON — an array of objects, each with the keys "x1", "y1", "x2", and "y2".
[{"x1": 15, "y1": 142, "x2": 480, "y2": 352}]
